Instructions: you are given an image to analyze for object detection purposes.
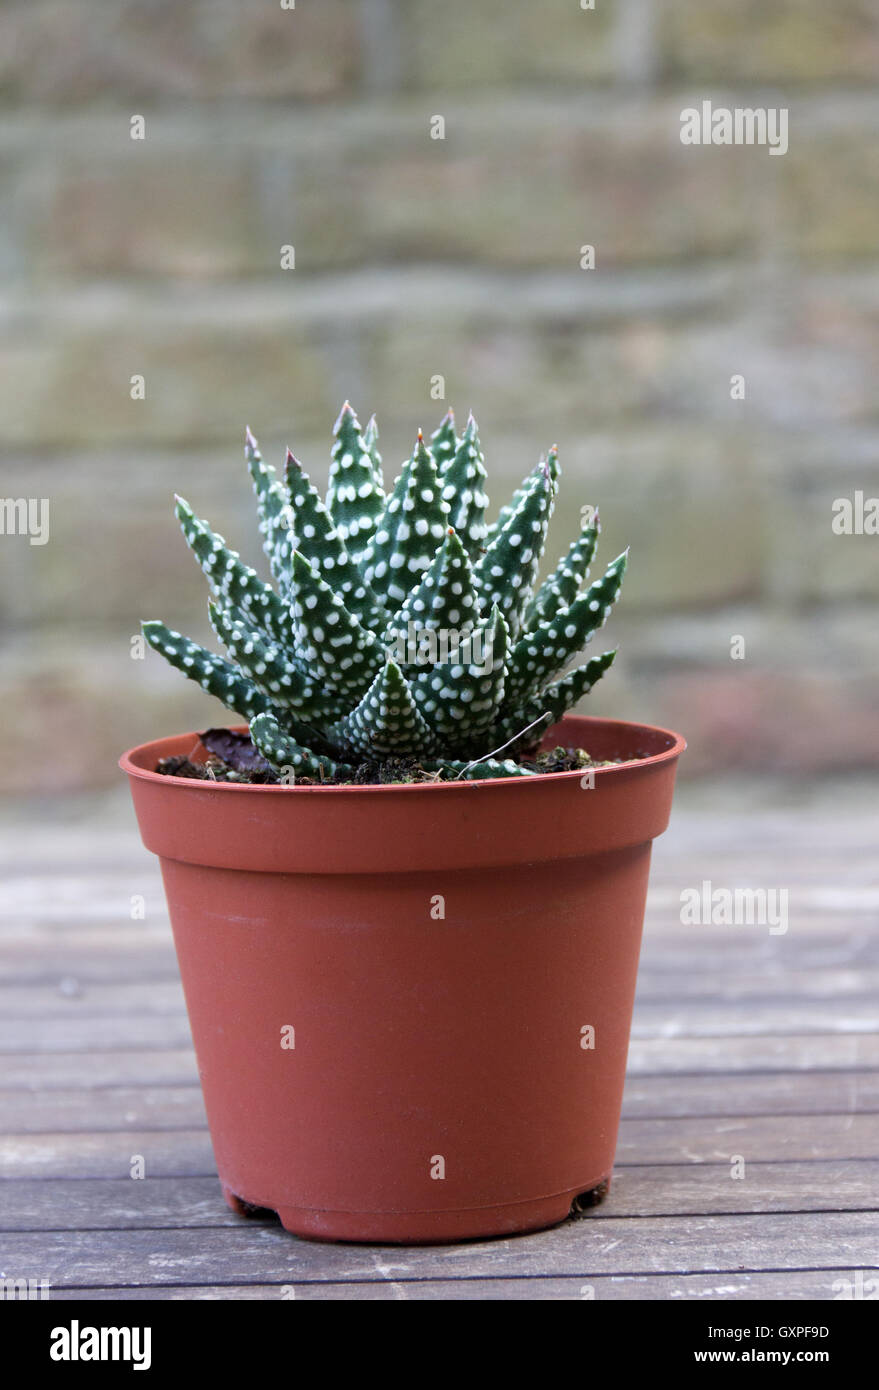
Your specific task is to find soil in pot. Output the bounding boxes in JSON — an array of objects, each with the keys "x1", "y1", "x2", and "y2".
[{"x1": 154, "y1": 726, "x2": 641, "y2": 786}]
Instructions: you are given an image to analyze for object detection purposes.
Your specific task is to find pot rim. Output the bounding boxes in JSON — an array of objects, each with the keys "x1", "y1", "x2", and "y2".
[{"x1": 120, "y1": 714, "x2": 687, "y2": 796}]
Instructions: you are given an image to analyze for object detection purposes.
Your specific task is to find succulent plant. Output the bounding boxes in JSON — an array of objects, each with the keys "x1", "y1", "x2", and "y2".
[{"x1": 143, "y1": 404, "x2": 627, "y2": 781}]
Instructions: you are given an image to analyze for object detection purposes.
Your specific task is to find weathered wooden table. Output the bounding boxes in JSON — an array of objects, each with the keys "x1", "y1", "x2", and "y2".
[{"x1": 2, "y1": 782, "x2": 877, "y2": 1300}]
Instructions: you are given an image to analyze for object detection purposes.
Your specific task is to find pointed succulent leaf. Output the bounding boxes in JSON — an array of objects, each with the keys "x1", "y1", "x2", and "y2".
[
  {"x1": 484, "y1": 445, "x2": 559, "y2": 546},
  {"x1": 430, "y1": 409, "x2": 457, "y2": 472},
  {"x1": 288, "y1": 551, "x2": 385, "y2": 701},
  {"x1": 411, "y1": 604, "x2": 508, "y2": 742},
  {"x1": 283, "y1": 450, "x2": 387, "y2": 633},
  {"x1": 326, "y1": 402, "x2": 385, "y2": 561},
  {"x1": 421, "y1": 757, "x2": 538, "y2": 780},
  {"x1": 383, "y1": 529, "x2": 478, "y2": 653},
  {"x1": 174, "y1": 496, "x2": 292, "y2": 648},
  {"x1": 538, "y1": 648, "x2": 618, "y2": 721},
  {"x1": 363, "y1": 414, "x2": 384, "y2": 492},
  {"x1": 488, "y1": 650, "x2": 618, "y2": 752},
  {"x1": 439, "y1": 413, "x2": 489, "y2": 560},
  {"x1": 524, "y1": 512, "x2": 600, "y2": 632},
  {"x1": 250, "y1": 712, "x2": 353, "y2": 780},
  {"x1": 207, "y1": 599, "x2": 345, "y2": 724},
  {"x1": 472, "y1": 458, "x2": 556, "y2": 641},
  {"x1": 142, "y1": 621, "x2": 271, "y2": 722},
  {"x1": 360, "y1": 430, "x2": 449, "y2": 606},
  {"x1": 327, "y1": 660, "x2": 436, "y2": 759},
  {"x1": 504, "y1": 551, "x2": 628, "y2": 710},
  {"x1": 485, "y1": 486, "x2": 524, "y2": 549},
  {"x1": 245, "y1": 427, "x2": 294, "y2": 589}
]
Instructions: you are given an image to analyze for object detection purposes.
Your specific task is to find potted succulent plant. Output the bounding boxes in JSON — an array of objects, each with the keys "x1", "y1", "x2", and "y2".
[{"x1": 121, "y1": 403, "x2": 685, "y2": 1244}]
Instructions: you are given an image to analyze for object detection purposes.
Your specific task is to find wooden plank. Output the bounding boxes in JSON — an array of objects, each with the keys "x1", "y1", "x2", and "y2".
[
  {"x1": 0, "y1": 876, "x2": 167, "y2": 926},
  {"x1": 613, "y1": 1114, "x2": 879, "y2": 1163},
  {"x1": 647, "y1": 868, "x2": 879, "y2": 892},
  {"x1": 2, "y1": 1005, "x2": 876, "y2": 1052},
  {"x1": 0, "y1": 1086, "x2": 207, "y2": 1132},
  {"x1": 629, "y1": 999, "x2": 879, "y2": 1037},
  {"x1": 648, "y1": 847, "x2": 879, "y2": 877},
  {"x1": 0, "y1": 1130, "x2": 214, "y2": 1179},
  {"x1": 0, "y1": 1176, "x2": 236, "y2": 1231},
  {"x1": 4, "y1": 930, "x2": 879, "y2": 986},
  {"x1": 1, "y1": 1212, "x2": 876, "y2": 1284},
  {"x1": 4, "y1": 969, "x2": 879, "y2": 1015},
  {"x1": 5, "y1": 935, "x2": 879, "y2": 989},
  {"x1": 0, "y1": 1017, "x2": 195, "y2": 1052},
  {"x1": 626, "y1": 1034, "x2": 879, "y2": 1073},
  {"x1": 0, "y1": 808, "x2": 150, "y2": 871},
  {"x1": 1, "y1": 911, "x2": 875, "y2": 949},
  {"x1": 606, "y1": 1161, "x2": 879, "y2": 1216},
  {"x1": 0, "y1": 911, "x2": 873, "y2": 996},
  {"x1": 2, "y1": 1114, "x2": 875, "y2": 1180},
  {"x1": 621, "y1": 1070, "x2": 879, "y2": 1117},
  {"x1": 640, "y1": 931, "x2": 879, "y2": 969},
  {"x1": 0, "y1": 1051, "x2": 199, "y2": 1089},
  {"x1": 3, "y1": 1034, "x2": 879, "y2": 1085},
  {"x1": 635, "y1": 970, "x2": 879, "y2": 1001},
  {"x1": 0, "y1": 981, "x2": 187, "y2": 1019},
  {"x1": 0, "y1": 846, "x2": 873, "y2": 916},
  {"x1": 0, "y1": 939, "x2": 178, "y2": 985},
  {"x1": 41, "y1": 1269, "x2": 874, "y2": 1300},
  {"x1": 3, "y1": 1071, "x2": 878, "y2": 1131},
  {"x1": 2, "y1": 1162, "x2": 876, "y2": 1233}
]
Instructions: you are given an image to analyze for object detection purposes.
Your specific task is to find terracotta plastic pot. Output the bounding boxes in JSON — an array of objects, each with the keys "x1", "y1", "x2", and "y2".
[{"x1": 121, "y1": 713, "x2": 684, "y2": 1244}]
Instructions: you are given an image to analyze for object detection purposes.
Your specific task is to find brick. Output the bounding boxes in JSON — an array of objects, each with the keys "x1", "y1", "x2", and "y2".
[
  {"x1": 781, "y1": 130, "x2": 879, "y2": 260},
  {"x1": 399, "y1": 0, "x2": 616, "y2": 88},
  {"x1": 761, "y1": 427, "x2": 879, "y2": 604},
  {"x1": 534, "y1": 428, "x2": 768, "y2": 613},
  {"x1": 26, "y1": 132, "x2": 364, "y2": 278},
  {"x1": 0, "y1": 446, "x2": 320, "y2": 630},
  {"x1": 0, "y1": 1, "x2": 359, "y2": 104},
  {"x1": 660, "y1": 1, "x2": 879, "y2": 83},
  {"x1": 42, "y1": 160, "x2": 268, "y2": 280},
  {"x1": 358, "y1": 302, "x2": 879, "y2": 439},
  {"x1": 0, "y1": 286, "x2": 335, "y2": 448},
  {"x1": 363, "y1": 112, "x2": 754, "y2": 268}
]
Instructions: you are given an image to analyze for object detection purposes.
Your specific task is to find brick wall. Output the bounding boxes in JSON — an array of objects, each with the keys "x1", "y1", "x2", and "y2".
[{"x1": 1, "y1": 1, "x2": 877, "y2": 791}]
